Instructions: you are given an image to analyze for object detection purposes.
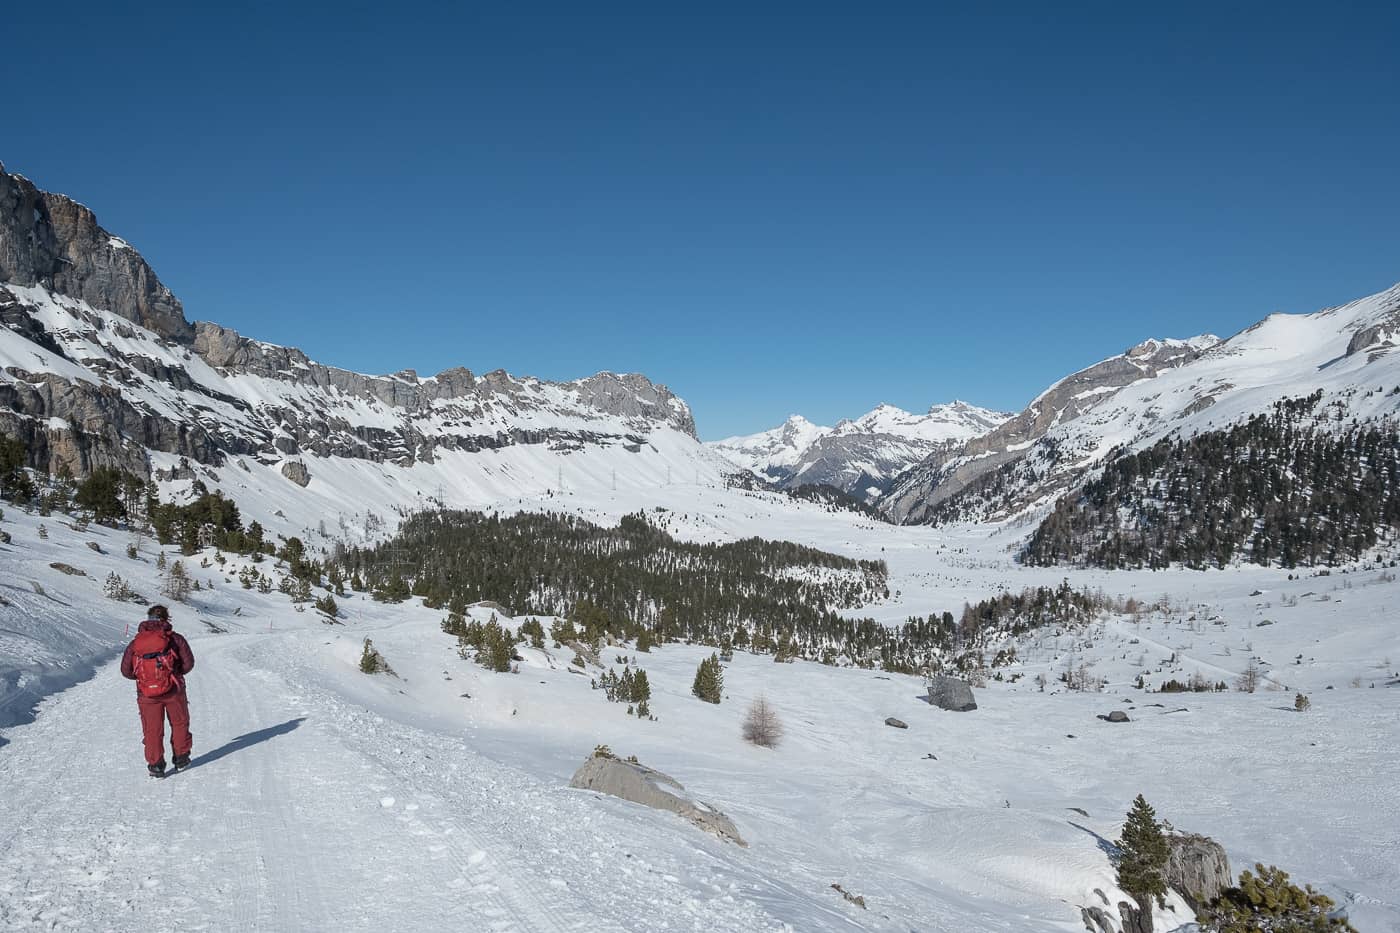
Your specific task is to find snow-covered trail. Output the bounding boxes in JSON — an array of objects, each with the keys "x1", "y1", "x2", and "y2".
[
  {"x1": 0, "y1": 627, "x2": 891, "y2": 933},
  {"x1": 0, "y1": 632, "x2": 579, "y2": 932}
]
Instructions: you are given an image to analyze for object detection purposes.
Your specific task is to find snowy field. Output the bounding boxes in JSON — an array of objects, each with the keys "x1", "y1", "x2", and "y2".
[{"x1": 1, "y1": 491, "x2": 1397, "y2": 932}]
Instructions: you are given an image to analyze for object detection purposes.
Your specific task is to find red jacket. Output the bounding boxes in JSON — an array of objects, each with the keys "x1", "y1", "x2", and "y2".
[{"x1": 120, "y1": 619, "x2": 195, "y2": 691}]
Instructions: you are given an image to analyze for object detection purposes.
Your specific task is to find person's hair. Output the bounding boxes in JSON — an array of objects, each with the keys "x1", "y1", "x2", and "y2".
[{"x1": 146, "y1": 604, "x2": 170, "y2": 621}]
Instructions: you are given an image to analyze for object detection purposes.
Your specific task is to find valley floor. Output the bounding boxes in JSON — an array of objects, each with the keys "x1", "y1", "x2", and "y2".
[{"x1": 1, "y1": 502, "x2": 1397, "y2": 931}]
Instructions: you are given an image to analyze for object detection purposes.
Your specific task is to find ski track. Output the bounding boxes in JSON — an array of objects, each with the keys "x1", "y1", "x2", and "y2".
[{"x1": 0, "y1": 631, "x2": 870, "y2": 932}]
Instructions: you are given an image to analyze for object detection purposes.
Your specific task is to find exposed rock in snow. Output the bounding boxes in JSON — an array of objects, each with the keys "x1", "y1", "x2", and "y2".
[
  {"x1": 1165, "y1": 833, "x2": 1231, "y2": 913},
  {"x1": 569, "y1": 752, "x2": 746, "y2": 846},
  {"x1": 280, "y1": 460, "x2": 311, "y2": 487},
  {"x1": 925, "y1": 675, "x2": 978, "y2": 712}
]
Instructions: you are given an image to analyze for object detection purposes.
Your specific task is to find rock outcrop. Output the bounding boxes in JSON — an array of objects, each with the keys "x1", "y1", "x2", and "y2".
[
  {"x1": 569, "y1": 753, "x2": 746, "y2": 846},
  {"x1": 0, "y1": 166, "x2": 702, "y2": 481},
  {"x1": 1080, "y1": 904, "x2": 1115, "y2": 933},
  {"x1": 1165, "y1": 832, "x2": 1231, "y2": 913},
  {"x1": 0, "y1": 165, "x2": 191, "y2": 342},
  {"x1": 925, "y1": 675, "x2": 977, "y2": 712}
]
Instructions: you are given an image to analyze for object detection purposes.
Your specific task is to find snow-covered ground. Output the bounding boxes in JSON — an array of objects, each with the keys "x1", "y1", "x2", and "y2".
[{"x1": 2, "y1": 493, "x2": 1396, "y2": 932}]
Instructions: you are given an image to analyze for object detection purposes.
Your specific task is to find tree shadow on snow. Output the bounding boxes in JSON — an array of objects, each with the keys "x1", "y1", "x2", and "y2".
[
  {"x1": 1069, "y1": 820, "x2": 1121, "y2": 861},
  {"x1": 190, "y1": 717, "x2": 305, "y2": 769}
]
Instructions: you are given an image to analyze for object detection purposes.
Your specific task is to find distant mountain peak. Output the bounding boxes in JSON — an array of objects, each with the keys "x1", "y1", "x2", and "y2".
[{"x1": 709, "y1": 399, "x2": 1010, "y2": 500}]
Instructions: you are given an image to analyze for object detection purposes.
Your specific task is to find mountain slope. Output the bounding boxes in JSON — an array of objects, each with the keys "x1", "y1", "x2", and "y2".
[
  {"x1": 881, "y1": 338, "x2": 1219, "y2": 523},
  {"x1": 885, "y1": 285, "x2": 1400, "y2": 527},
  {"x1": 710, "y1": 401, "x2": 1009, "y2": 500},
  {"x1": 0, "y1": 165, "x2": 727, "y2": 538}
]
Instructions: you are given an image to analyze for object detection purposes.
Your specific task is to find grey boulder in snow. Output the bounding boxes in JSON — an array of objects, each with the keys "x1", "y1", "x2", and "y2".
[
  {"x1": 280, "y1": 460, "x2": 311, "y2": 487},
  {"x1": 925, "y1": 675, "x2": 977, "y2": 712},
  {"x1": 569, "y1": 754, "x2": 747, "y2": 847}
]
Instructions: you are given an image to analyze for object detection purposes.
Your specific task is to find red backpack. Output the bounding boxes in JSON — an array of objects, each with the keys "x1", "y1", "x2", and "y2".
[{"x1": 132, "y1": 629, "x2": 179, "y2": 697}]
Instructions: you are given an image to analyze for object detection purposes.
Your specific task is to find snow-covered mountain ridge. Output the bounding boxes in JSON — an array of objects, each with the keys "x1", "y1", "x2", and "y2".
[
  {"x1": 883, "y1": 288, "x2": 1400, "y2": 524},
  {"x1": 0, "y1": 164, "x2": 721, "y2": 535},
  {"x1": 709, "y1": 400, "x2": 1010, "y2": 500}
]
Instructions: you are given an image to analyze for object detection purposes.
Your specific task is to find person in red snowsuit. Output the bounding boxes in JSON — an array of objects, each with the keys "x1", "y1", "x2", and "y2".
[{"x1": 120, "y1": 605, "x2": 195, "y2": 776}]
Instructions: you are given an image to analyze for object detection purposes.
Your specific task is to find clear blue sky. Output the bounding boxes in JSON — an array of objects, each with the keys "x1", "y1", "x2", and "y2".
[{"x1": 5, "y1": 3, "x2": 1398, "y2": 439}]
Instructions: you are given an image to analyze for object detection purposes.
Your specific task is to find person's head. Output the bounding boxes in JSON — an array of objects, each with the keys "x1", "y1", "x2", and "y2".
[{"x1": 146, "y1": 604, "x2": 170, "y2": 623}]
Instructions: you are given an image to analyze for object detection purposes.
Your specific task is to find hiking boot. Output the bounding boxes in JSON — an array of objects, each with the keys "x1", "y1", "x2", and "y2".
[
  {"x1": 148, "y1": 761, "x2": 167, "y2": 778},
  {"x1": 172, "y1": 753, "x2": 191, "y2": 771}
]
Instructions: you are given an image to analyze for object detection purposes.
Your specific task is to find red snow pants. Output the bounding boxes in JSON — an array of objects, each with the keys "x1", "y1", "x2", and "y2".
[{"x1": 137, "y1": 687, "x2": 192, "y2": 766}]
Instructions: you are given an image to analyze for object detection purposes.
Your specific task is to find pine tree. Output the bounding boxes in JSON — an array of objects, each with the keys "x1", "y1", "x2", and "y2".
[
  {"x1": 1116, "y1": 794, "x2": 1170, "y2": 909},
  {"x1": 692, "y1": 653, "x2": 723, "y2": 704},
  {"x1": 359, "y1": 638, "x2": 384, "y2": 674},
  {"x1": 632, "y1": 669, "x2": 651, "y2": 708},
  {"x1": 103, "y1": 571, "x2": 132, "y2": 601},
  {"x1": 163, "y1": 560, "x2": 191, "y2": 602},
  {"x1": 314, "y1": 593, "x2": 339, "y2": 619}
]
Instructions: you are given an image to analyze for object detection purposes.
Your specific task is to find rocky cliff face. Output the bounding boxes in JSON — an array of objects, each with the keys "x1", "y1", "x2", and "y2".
[
  {"x1": 0, "y1": 165, "x2": 698, "y2": 482},
  {"x1": 0, "y1": 164, "x2": 191, "y2": 342}
]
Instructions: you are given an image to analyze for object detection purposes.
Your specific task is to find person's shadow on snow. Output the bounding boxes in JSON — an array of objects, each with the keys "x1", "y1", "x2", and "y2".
[{"x1": 188, "y1": 717, "x2": 305, "y2": 770}]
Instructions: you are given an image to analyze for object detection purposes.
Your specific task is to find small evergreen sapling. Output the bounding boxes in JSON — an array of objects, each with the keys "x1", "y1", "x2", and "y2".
[
  {"x1": 691, "y1": 653, "x2": 724, "y2": 704},
  {"x1": 1116, "y1": 794, "x2": 1170, "y2": 910},
  {"x1": 314, "y1": 593, "x2": 339, "y2": 620},
  {"x1": 359, "y1": 638, "x2": 388, "y2": 674}
]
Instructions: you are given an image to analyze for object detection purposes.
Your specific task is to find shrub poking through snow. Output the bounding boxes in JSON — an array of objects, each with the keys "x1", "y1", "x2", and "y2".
[
  {"x1": 742, "y1": 695, "x2": 784, "y2": 748},
  {"x1": 1197, "y1": 863, "x2": 1356, "y2": 932},
  {"x1": 1294, "y1": 692, "x2": 1311, "y2": 712},
  {"x1": 314, "y1": 593, "x2": 339, "y2": 621},
  {"x1": 1116, "y1": 794, "x2": 1171, "y2": 910},
  {"x1": 359, "y1": 638, "x2": 393, "y2": 675}
]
